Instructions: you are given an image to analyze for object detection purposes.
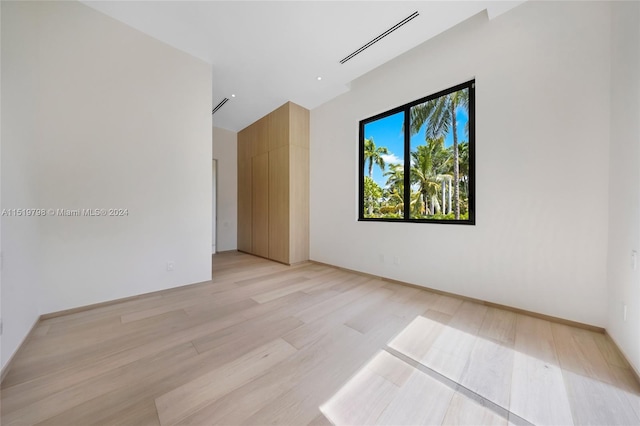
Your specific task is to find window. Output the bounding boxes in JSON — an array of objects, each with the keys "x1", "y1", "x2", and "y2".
[{"x1": 359, "y1": 80, "x2": 475, "y2": 224}]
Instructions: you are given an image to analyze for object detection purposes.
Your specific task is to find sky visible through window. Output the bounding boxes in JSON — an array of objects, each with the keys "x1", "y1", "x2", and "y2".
[
  {"x1": 360, "y1": 82, "x2": 474, "y2": 222},
  {"x1": 363, "y1": 109, "x2": 469, "y2": 189}
]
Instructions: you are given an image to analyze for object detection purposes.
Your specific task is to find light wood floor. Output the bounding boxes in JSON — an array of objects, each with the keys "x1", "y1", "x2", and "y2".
[{"x1": 1, "y1": 251, "x2": 639, "y2": 425}]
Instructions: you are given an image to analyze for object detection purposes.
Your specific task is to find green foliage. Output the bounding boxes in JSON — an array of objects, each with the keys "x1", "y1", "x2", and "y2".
[
  {"x1": 363, "y1": 137, "x2": 389, "y2": 178},
  {"x1": 411, "y1": 140, "x2": 445, "y2": 216},
  {"x1": 430, "y1": 212, "x2": 455, "y2": 220},
  {"x1": 363, "y1": 176, "x2": 382, "y2": 216},
  {"x1": 362, "y1": 87, "x2": 473, "y2": 222},
  {"x1": 382, "y1": 213, "x2": 403, "y2": 219},
  {"x1": 414, "y1": 212, "x2": 468, "y2": 220},
  {"x1": 379, "y1": 205, "x2": 402, "y2": 215},
  {"x1": 409, "y1": 88, "x2": 470, "y2": 220},
  {"x1": 382, "y1": 163, "x2": 405, "y2": 216}
]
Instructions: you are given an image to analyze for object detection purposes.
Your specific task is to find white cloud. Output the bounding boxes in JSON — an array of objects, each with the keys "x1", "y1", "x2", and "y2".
[{"x1": 380, "y1": 153, "x2": 402, "y2": 165}]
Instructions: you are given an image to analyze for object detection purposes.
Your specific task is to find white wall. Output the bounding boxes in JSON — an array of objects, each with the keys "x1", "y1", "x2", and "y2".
[
  {"x1": 212, "y1": 126, "x2": 238, "y2": 251},
  {"x1": 310, "y1": 1, "x2": 611, "y2": 327},
  {"x1": 1, "y1": 0, "x2": 212, "y2": 367},
  {"x1": 607, "y1": 1, "x2": 640, "y2": 374},
  {"x1": 0, "y1": 0, "x2": 3, "y2": 369},
  {"x1": 1, "y1": 1, "x2": 42, "y2": 371}
]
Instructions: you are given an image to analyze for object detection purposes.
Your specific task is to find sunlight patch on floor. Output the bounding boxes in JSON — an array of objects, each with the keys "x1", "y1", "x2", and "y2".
[{"x1": 320, "y1": 313, "x2": 640, "y2": 426}]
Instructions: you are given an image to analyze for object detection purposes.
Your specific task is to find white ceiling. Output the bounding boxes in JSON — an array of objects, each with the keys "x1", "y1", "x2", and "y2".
[{"x1": 83, "y1": 1, "x2": 525, "y2": 132}]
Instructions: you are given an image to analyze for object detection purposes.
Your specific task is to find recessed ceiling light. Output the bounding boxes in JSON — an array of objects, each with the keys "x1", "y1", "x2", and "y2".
[
  {"x1": 231, "y1": 94, "x2": 236, "y2": 98},
  {"x1": 316, "y1": 76, "x2": 322, "y2": 81}
]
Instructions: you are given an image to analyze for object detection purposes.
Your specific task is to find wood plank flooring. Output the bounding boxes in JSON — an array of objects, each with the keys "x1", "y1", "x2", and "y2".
[{"x1": 1, "y1": 251, "x2": 638, "y2": 425}]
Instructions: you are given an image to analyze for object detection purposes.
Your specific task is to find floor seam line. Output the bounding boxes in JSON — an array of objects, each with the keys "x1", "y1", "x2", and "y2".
[{"x1": 383, "y1": 345, "x2": 535, "y2": 426}]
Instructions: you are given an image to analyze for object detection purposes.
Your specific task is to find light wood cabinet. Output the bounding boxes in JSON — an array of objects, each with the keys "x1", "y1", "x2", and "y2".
[
  {"x1": 237, "y1": 127, "x2": 252, "y2": 253},
  {"x1": 251, "y1": 152, "x2": 269, "y2": 258},
  {"x1": 269, "y1": 146, "x2": 289, "y2": 263},
  {"x1": 237, "y1": 102, "x2": 309, "y2": 264}
]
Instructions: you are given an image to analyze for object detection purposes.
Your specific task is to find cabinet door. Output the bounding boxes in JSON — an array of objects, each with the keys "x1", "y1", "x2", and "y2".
[
  {"x1": 269, "y1": 103, "x2": 289, "y2": 151},
  {"x1": 237, "y1": 129, "x2": 252, "y2": 253},
  {"x1": 289, "y1": 145, "x2": 309, "y2": 264},
  {"x1": 252, "y1": 152, "x2": 269, "y2": 258},
  {"x1": 269, "y1": 146, "x2": 289, "y2": 263},
  {"x1": 252, "y1": 116, "x2": 269, "y2": 157}
]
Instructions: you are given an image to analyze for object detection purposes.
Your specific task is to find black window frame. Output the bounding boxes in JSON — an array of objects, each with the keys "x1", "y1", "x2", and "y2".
[{"x1": 358, "y1": 79, "x2": 475, "y2": 225}]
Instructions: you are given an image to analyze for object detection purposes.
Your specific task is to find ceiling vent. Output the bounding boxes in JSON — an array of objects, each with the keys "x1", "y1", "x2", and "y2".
[
  {"x1": 212, "y1": 97, "x2": 229, "y2": 115},
  {"x1": 339, "y1": 11, "x2": 419, "y2": 65}
]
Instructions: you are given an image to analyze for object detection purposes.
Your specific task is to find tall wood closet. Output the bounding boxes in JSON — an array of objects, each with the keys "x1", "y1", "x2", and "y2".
[{"x1": 237, "y1": 102, "x2": 309, "y2": 264}]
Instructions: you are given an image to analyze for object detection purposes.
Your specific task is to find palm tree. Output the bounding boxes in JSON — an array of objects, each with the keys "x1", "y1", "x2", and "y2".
[
  {"x1": 409, "y1": 189, "x2": 427, "y2": 217},
  {"x1": 364, "y1": 137, "x2": 389, "y2": 178},
  {"x1": 387, "y1": 188, "x2": 405, "y2": 216},
  {"x1": 363, "y1": 176, "x2": 382, "y2": 217},
  {"x1": 384, "y1": 163, "x2": 405, "y2": 215},
  {"x1": 411, "y1": 145, "x2": 441, "y2": 216},
  {"x1": 426, "y1": 138, "x2": 453, "y2": 215},
  {"x1": 384, "y1": 163, "x2": 404, "y2": 191},
  {"x1": 437, "y1": 174, "x2": 452, "y2": 215},
  {"x1": 457, "y1": 141, "x2": 470, "y2": 200},
  {"x1": 410, "y1": 89, "x2": 469, "y2": 219}
]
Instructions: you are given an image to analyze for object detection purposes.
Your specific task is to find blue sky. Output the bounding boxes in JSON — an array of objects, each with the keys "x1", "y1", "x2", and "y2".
[
  {"x1": 363, "y1": 111, "x2": 404, "y2": 188},
  {"x1": 363, "y1": 105, "x2": 468, "y2": 188}
]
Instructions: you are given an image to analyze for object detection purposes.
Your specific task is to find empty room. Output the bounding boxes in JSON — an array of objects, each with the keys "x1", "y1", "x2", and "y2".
[{"x1": 1, "y1": 0, "x2": 639, "y2": 425}]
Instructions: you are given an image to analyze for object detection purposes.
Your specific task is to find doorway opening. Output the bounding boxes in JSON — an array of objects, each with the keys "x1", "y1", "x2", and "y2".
[{"x1": 212, "y1": 159, "x2": 218, "y2": 254}]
